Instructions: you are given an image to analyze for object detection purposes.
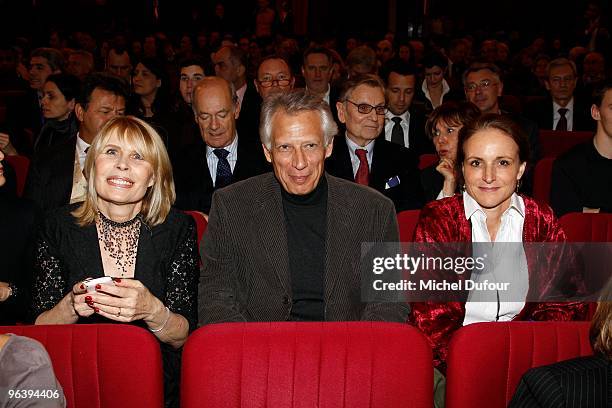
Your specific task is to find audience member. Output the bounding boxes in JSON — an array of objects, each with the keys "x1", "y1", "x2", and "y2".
[
  {"x1": 376, "y1": 39, "x2": 395, "y2": 65},
  {"x1": 173, "y1": 77, "x2": 269, "y2": 215},
  {"x1": 105, "y1": 47, "x2": 132, "y2": 82},
  {"x1": 326, "y1": 74, "x2": 424, "y2": 212},
  {"x1": 302, "y1": 46, "x2": 335, "y2": 104},
  {"x1": 254, "y1": 55, "x2": 295, "y2": 99},
  {"x1": 66, "y1": 50, "x2": 94, "y2": 81},
  {"x1": 199, "y1": 89, "x2": 409, "y2": 324},
  {"x1": 345, "y1": 45, "x2": 378, "y2": 77},
  {"x1": 417, "y1": 52, "x2": 460, "y2": 112},
  {"x1": 551, "y1": 79, "x2": 612, "y2": 216},
  {"x1": 32, "y1": 116, "x2": 199, "y2": 408}
]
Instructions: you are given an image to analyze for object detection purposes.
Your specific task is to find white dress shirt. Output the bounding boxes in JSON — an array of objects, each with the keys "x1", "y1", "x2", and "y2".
[
  {"x1": 462, "y1": 191, "x2": 529, "y2": 326},
  {"x1": 75, "y1": 134, "x2": 90, "y2": 170},
  {"x1": 236, "y1": 83, "x2": 247, "y2": 111},
  {"x1": 384, "y1": 110, "x2": 411, "y2": 148},
  {"x1": 345, "y1": 133, "x2": 374, "y2": 177},
  {"x1": 206, "y1": 134, "x2": 238, "y2": 187},
  {"x1": 420, "y1": 78, "x2": 451, "y2": 109},
  {"x1": 552, "y1": 98, "x2": 575, "y2": 131}
]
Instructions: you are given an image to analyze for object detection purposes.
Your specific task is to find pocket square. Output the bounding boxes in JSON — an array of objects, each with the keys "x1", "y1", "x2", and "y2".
[{"x1": 385, "y1": 175, "x2": 401, "y2": 189}]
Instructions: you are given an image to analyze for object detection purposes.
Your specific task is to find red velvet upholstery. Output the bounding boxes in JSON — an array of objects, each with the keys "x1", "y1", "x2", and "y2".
[
  {"x1": 539, "y1": 130, "x2": 593, "y2": 158},
  {"x1": 418, "y1": 153, "x2": 438, "y2": 170},
  {"x1": 446, "y1": 321, "x2": 593, "y2": 408},
  {"x1": 182, "y1": 322, "x2": 433, "y2": 408},
  {"x1": 532, "y1": 157, "x2": 555, "y2": 204},
  {"x1": 4, "y1": 154, "x2": 30, "y2": 197},
  {"x1": 183, "y1": 210, "x2": 208, "y2": 248},
  {"x1": 559, "y1": 212, "x2": 612, "y2": 242},
  {"x1": 0, "y1": 324, "x2": 164, "y2": 408},
  {"x1": 397, "y1": 209, "x2": 421, "y2": 242}
]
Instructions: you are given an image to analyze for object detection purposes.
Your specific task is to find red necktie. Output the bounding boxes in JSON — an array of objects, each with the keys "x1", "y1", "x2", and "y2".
[{"x1": 355, "y1": 149, "x2": 370, "y2": 185}]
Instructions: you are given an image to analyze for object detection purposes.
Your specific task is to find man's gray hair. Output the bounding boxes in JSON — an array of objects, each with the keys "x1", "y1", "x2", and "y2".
[
  {"x1": 260, "y1": 89, "x2": 338, "y2": 149},
  {"x1": 546, "y1": 57, "x2": 577, "y2": 78}
]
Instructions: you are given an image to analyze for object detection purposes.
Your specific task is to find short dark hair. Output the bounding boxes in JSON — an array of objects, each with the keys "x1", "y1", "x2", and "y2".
[
  {"x1": 302, "y1": 46, "x2": 333, "y2": 66},
  {"x1": 179, "y1": 56, "x2": 206, "y2": 71},
  {"x1": 462, "y1": 62, "x2": 503, "y2": 86},
  {"x1": 593, "y1": 78, "x2": 612, "y2": 107},
  {"x1": 338, "y1": 74, "x2": 385, "y2": 102},
  {"x1": 457, "y1": 113, "x2": 530, "y2": 169},
  {"x1": 422, "y1": 52, "x2": 448, "y2": 70},
  {"x1": 45, "y1": 73, "x2": 81, "y2": 101},
  {"x1": 380, "y1": 58, "x2": 417, "y2": 84},
  {"x1": 30, "y1": 47, "x2": 64, "y2": 72},
  {"x1": 425, "y1": 101, "x2": 481, "y2": 140},
  {"x1": 77, "y1": 72, "x2": 129, "y2": 110},
  {"x1": 218, "y1": 45, "x2": 247, "y2": 69},
  {"x1": 257, "y1": 54, "x2": 292, "y2": 77}
]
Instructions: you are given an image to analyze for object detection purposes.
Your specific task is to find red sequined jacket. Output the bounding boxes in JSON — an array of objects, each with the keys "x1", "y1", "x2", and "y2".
[{"x1": 410, "y1": 194, "x2": 589, "y2": 373}]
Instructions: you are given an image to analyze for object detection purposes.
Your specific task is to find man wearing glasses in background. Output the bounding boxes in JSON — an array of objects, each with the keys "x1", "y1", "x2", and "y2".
[
  {"x1": 326, "y1": 74, "x2": 424, "y2": 212},
  {"x1": 463, "y1": 62, "x2": 541, "y2": 192},
  {"x1": 254, "y1": 55, "x2": 295, "y2": 99}
]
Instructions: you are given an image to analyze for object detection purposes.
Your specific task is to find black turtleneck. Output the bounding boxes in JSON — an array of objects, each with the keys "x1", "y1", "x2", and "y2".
[{"x1": 281, "y1": 176, "x2": 328, "y2": 321}]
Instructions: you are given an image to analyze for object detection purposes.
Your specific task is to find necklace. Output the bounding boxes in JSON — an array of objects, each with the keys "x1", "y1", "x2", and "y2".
[{"x1": 96, "y1": 211, "x2": 141, "y2": 277}]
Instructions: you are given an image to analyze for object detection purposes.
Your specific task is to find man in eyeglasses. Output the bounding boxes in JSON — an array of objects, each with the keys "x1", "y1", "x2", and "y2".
[
  {"x1": 326, "y1": 74, "x2": 424, "y2": 212},
  {"x1": 463, "y1": 62, "x2": 541, "y2": 191},
  {"x1": 254, "y1": 55, "x2": 295, "y2": 99}
]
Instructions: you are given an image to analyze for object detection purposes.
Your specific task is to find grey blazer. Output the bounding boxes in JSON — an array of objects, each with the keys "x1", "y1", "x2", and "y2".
[{"x1": 198, "y1": 172, "x2": 410, "y2": 325}]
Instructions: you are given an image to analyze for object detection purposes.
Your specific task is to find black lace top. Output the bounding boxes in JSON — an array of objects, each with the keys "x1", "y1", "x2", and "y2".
[{"x1": 31, "y1": 205, "x2": 199, "y2": 330}]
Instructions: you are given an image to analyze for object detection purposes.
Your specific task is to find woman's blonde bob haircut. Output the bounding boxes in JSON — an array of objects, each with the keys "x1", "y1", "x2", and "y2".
[
  {"x1": 590, "y1": 278, "x2": 612, "y2": 359},
  {"x1": 72, "y1": 115, "x2": 175, "y2": 226}
]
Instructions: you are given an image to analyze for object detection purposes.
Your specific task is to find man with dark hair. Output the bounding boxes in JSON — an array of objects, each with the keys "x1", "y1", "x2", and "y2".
[
  {"x1": 302, "y1": 46, "x2": 335, "y2": 103},
  {"x1": 24, "y1": 73, "x2": 128, "y2": 212},
  {"x1": 173, "y1": 77, "x2": 269, "y2": 215},
  {"x1": 105, "y1": 48, "x2": 132, "y2": 81},
  {"x1": 212, "y1": 45, "x2": 261, "y2": 141},
  {"x1": 66, "y1": 50, "x2": 94, "y2": 81},
  {"x1": 525, "y1": 58, "x2": 593, "y2": 131},
  {"x1": 254, "y1": 55, "x2": 295, "y2": 99},
  {"x1": 199, "y1": 89, "x2": 409, "y2": 324},
  {"x1": 380, "y1": 58, "x2": 432, "y2": 156},
  {"x1": 326, "y1": 74, "x2": 424, "y2": 212},
  {"x1": 551, "y1": 80, "x2": 612, "y2": 217}
]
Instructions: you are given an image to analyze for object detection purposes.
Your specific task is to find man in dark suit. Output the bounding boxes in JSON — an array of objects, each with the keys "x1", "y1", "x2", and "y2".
[
  {"x1": 380, "y1": 58, "x2": 434, "y2": 157},
  {"x1": 212, "y1": 45, "x2": 261, "y2": 143},
  {"x1": 173, "y1": 76, "x2": 269, "y2": 215},
  {"x1": 524, "y1": 58, "x2": 594, "y2": 132},
  {"x1": 326, "y1": 74, "x2": 424, "y2": 212},
  {"x1": 23, "y1": 73, "x2": 128, "y2": 213},
  {"x1": 199, "y1": 90, "x2": 409, "y2": 324}
]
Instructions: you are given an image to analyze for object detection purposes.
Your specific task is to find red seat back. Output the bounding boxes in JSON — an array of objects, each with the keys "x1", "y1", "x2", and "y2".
[
  {"x1": 446, "y1": 321, "x2": 592, "y2": 408},
  {"x1": 0, "y1": 324, "x2": 164, "y2": 408},
  {"x1": 418, "y1": 153, "x2": 438, "y2": 170},
  {"x1": 4, "y1": 154, "x2": 30, "y2": 197},
  {"x1": 559, "y1": 212, "x2": 612, "y2": 242},
  {"x1": 539, "y1": 130, "x2": 593, "y2": 157},
  {"x1": 397, "y1": 209, "x2": 421, "y2": 242},
  {"x1": 532, "y1": 157, "x2": 555, "y2": 204},
  {"x1": 182, "y1": 322, "x2": 433, "y2": 408},
  {"x1": 183, "y1": 210, "x2": 208, "y2": 248}
]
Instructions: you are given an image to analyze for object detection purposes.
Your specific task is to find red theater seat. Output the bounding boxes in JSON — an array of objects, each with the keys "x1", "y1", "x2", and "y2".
[
  {"x1": 532, "y1": 157, "x2": 555, "y2": 204},
  {"x1": 559, "y1": 212, "x2": 612, "y2": 242},
  {"x1": 4, "y1": 154, "x2": 30, "y2": 197},
  {"x1": 182, "y1": 322, "x2": 433, "y2": 408},
  {"x1": 0, "y1": 324, "x2": 164, "y2": 408},
  {"x1": 539, "y1": 130, "x2": 593, "y2": 158},
  {"x1": 418, "y1": 153, "x2": 438, "y2": 170},
  {"x1": 446, "y1": 321, "x2": 593, "y2": 408},
  {"x1": 397, "y1": 209, "x2": 421, "y2": 242}
]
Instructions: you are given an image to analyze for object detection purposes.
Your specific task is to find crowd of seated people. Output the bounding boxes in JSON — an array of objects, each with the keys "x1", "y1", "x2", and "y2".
[{"x1": 0, "y1": 3, "x2": 610, "y2": 407}]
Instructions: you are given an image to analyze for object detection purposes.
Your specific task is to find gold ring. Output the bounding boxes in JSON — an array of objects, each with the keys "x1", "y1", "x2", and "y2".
[{"x1": 117, "y1": 307, "x2": 121, "y2": 317}]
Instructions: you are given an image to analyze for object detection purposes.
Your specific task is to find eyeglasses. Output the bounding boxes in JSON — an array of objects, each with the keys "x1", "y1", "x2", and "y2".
[
  {"x1": 345, "y1": 100, "x2": 388, "y2": 115},
  {"x1": 257, "y1": 77, "x2": 292, "y2": 88},
  {"x1": 464, "y1": 79, "x2": 497, "y2": 92}
]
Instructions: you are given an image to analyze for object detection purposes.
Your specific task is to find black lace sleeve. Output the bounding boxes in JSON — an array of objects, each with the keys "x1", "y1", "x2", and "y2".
[
  {"x1": 31, "y1": 231, "x2": 69, "y2": 319},
  {"x1": 164, "y1": 218, "x2": 199, "y2": 331}
]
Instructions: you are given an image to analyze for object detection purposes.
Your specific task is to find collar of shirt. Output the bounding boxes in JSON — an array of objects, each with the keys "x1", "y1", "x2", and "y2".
[
  {"x1": 305, "y1": 84, "x2": 331, "y2": 105},
  {"x1": 553, "y1": 97, "x2": 574, "y2": 129},
  {"x1": 421, "y1": 78, "x2": 451, "y2": 105},
  {"x1": 236, "y1": 83, "x2": 247, "y2": 108},
  {"x1": 206, "y1": 133, "x2": 239, "y2": 183},
  {"x1": 463, "y1": 191, "x2": 525, "y2": 243},
  {"x1": 384, "y1": 110, "x2": 411, "y2": 145},
  {"x1": 75, "y1": 133, "x2": 90, "y2": 170},
  {"x1": 463, "y1": 190, "x2": 525, "y2": 220},
  {"x1": 345, "y1": 132, "x2": 374, "y2": 174}
]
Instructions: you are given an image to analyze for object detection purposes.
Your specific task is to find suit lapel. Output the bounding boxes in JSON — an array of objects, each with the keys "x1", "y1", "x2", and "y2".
[
  {"x1": 370, "y1": 138, "x2": 389, "y2": 190},
  {"x1": 328, "y1": 135, "x2": 355, "y2": 180},
  {"x1": 252, "y1": 175, "x2": 292, "y2": 295}
]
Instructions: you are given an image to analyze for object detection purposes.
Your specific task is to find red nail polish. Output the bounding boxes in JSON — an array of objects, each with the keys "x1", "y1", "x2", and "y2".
[
  {"x1": 85, "y1": 296, "x2": 92, "y2": 302},
  {"x1": 80, "y1": 284, "x2": 85, "y2": 290},
  {"x1": 95, "y1": 284, "x2": 101, "y2": 290},
  {"x1": 94, "y1": 307, "x2": 99, "y2": 313},
  {"x1": 114, "y1": 278, "x2": 122, "y2": 283}
]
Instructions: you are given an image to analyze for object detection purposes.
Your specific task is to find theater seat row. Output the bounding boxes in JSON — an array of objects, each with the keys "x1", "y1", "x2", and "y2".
[{"x1": 0, "y1": 321, "x2": 593, "y2": 408}]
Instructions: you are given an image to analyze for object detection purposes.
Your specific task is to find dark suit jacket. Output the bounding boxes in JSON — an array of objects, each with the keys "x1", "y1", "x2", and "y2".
[
  {"x1": 524, "y1": 96, "x2": 594, "y2": 132},
  {"x1": 23, "y1": 137, "x2": 76, "y2": 214},
  {"x1": 509, "y1": 355, "x2": 611, "y2": 408},
  {"x1": 5, "y1": 89, "x2": 44, "y2": 156},
  {"x1": 325, "y1": 135, "x2": 424, "y2": 212},
  {"x1": 198, "y1": 172, "x2": 410, "y2": 325},
  {"x1": 236, "y1": 83, "x2": 262, "y2": 144},
  {"x1": 383, "y1": 108, "x2": 435, "y2": 157},
  {"x1": 173, "y1": 137, "x2": 270, "y2": 214}
]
